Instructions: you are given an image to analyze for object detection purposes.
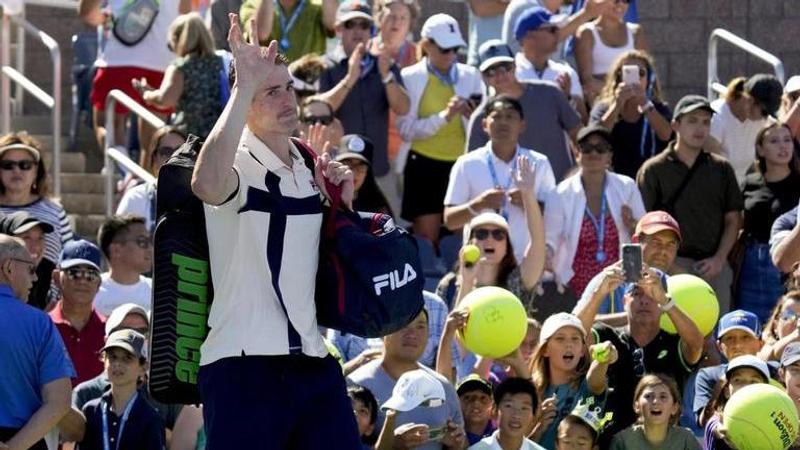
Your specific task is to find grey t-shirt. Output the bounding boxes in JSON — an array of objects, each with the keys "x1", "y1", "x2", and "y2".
[
  {"x1": 347, "y1": 361, "x2": 464, "y2": 450},
  {"x1": 466, "y1": 81, "x2": 581, "y2": 181}
]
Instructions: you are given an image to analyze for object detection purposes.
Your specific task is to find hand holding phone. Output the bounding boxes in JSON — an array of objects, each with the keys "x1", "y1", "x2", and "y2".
[{"x1": 622, "y1": 244, "x2": 643, "y2": 283}]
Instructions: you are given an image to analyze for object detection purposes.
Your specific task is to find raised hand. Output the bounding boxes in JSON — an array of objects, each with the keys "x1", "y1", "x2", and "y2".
[
  {"x1": 227, "y1": 13, "x2": 280, "y2": 93},
  {"x1": 514, "y1": 155, "x2": 537, "y2": 192}
]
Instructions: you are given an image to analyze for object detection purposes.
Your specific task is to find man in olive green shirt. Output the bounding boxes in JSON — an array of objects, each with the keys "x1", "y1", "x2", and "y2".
[{"x1": 240, "y1": 0, "x2": 337, "y2": 62}]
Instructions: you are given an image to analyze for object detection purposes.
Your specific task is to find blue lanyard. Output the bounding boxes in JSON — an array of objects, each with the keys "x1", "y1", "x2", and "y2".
[
  {"x1": 276, "y1": 0, "x2": 306, "y2": 51},
  {"x1": 360, "y1": 53, "x2": 375, "y2": 79},
  {"x1": 639, "y1": 116, "x2": 656, "y2": 158},
  {"x1": 584, "y1": 178, "x2": 608, "y2": 263},
  {"x1": 102, "y1": 391, "x2": 138, "y2": 450},
  {"x1": 426, "y1": 60, "x2": 458, "y2": 86},
  {"x1": 486, "y1": 147, "x2": 519, "y2": 220}
]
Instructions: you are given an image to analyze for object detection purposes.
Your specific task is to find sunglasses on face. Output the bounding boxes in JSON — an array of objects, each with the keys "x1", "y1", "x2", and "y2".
[
  {"x1": 483, "y1": 62, "x2": 514, "y2": 78},
  {"x1": 344, "y1": 19, "x2": 372, "y2": 30},
  {"x1": 301, "y1": 115, "x2": 334, "y2": 126},
  {"x1": 579, "y1": 143, "x2": 612, "y2": 154},
  {"x1": 10, "y1": 258, "x2": 36, "y2": 276},
  {"x1": 780, "y1": 310, "x2": 800, "y2": 322},
  {"x1": 116, "y1": 236, "x2": 152, "y2": 249},
  {"x1": 0, "y1": 159, "x2": 37, "y2": 171},
  {"x1": 65, "y1": 268, "x2": 101, "y2": 282},
  {"x1": 472, "y1": 228, "x2": 507, "y2": 241},
  {"x1": 434, "y1": 44, "x2": 459, "y2": 55}
]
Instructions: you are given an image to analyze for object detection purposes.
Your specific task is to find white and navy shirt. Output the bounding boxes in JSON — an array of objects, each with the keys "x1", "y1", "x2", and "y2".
[
  {"x1": 443, "y1": 144, "x2": 557, "y2": 262},
  {"x1": 201, "y1": 128, "x2": 328, "y2": 365}
]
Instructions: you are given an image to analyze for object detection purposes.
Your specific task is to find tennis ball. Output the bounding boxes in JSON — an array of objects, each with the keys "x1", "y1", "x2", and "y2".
[
  {"x1": 463, "y1": 244, "x2": 481, "y2": 265},
  {"x1": 591, "y1": 345, "x2": 610, "y2": 363},
  {"x1": 723, "y1": 383, "x2": 799, "y2": 450},
  {"x1": 659, "y1": 274, "x2": 719, "y2": 336},
  {"x1": 457, "y1": 286, "x2": 527, "y2": 359}
]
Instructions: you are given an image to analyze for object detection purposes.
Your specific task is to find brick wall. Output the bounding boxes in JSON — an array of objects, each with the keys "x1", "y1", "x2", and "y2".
[{"x1": 10, "y1": 0, "x2": 800, "y2": 114}]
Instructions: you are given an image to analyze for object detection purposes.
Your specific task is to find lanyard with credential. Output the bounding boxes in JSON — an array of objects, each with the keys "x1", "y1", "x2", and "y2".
[
  {"x1": 276, "y1": 0, "x2": 306, "y2": 52},
  {"x1": 486, "y1": 148, "x2": 519, "y2": 220},
  {"x1": 102, "y1": 391, "x2": 138, "y2": 450},
  {"x1": 584, "y1": 178, "x2": 608, "y2": 263}
]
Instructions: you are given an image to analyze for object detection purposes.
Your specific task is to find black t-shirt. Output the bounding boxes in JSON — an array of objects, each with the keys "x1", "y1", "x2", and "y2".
[
  {"x1": 743, "y1": 170, "x2": 800, "y2": 243},
  {"x1": 78, "y1": 390, "x2": 166, "y2": 450},
  {"x1": 592, "y1": 322, "x2": 696, "y2": 438},
  {"x1": 590, "y1": 100, "x2": 672, "y2": 179}
]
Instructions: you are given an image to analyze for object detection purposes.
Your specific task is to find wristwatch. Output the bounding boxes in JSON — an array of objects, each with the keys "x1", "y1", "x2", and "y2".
[
  {"x1": 660, "y1": 295, "x2": 676, "y2": 313},
  {"x1": 382, "y1": 72, "x2": 395, "y2": 85},
  {"x1": 639, "y1": 100, "x2": 655, "y2": 115}
]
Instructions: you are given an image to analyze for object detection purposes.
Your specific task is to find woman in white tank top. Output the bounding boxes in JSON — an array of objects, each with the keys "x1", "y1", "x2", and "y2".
[{"x1": 575, "y1": 0, "x2": 647, "y2": 104}]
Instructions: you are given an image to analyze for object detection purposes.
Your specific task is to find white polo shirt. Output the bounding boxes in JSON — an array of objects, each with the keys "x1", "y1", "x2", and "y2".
[
  {"x1": 469, "y1": 430, "x2": 546, "y2": 450},
  {"x1": 515, "y1": 53, "x2": 583, "y2": 100},
  {"x1": 201, "y1": 128, "x2": 328, "y2": 365},
  {"x1": 444, "y1": 144, "x2": 557, "y2": 262}
]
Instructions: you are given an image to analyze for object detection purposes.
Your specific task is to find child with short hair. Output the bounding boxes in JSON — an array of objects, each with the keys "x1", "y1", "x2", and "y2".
[
  {"x1": 77, "y1": 330, "x2": 166, "y2": 450},
  {"x1": 348, "y1": 385, "x2": 379, "y2": 449},
  {"x1": 469, "y1": 377, "x2": 545, "y2": 450},
  {"x1": 609, "y1": 373, "x2": 700, "y2": 450},
  {"x1": 703, "y1": 355, "x2": 770, "y2": 450},
  {"x1": 556, "y1": 396, "x2": 612, "y2": 450},
  {"x1": 529, "y1": 313, "x2": 617, "y2": 449}
]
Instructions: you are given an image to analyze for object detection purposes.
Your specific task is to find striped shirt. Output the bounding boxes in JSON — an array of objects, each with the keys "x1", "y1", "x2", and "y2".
[
  {"x1": 201, "y1": 128, "x2": 328, "y2": 365},
  {"x1": 0, "y1": 197, "x2": 74, "y2": 264}
]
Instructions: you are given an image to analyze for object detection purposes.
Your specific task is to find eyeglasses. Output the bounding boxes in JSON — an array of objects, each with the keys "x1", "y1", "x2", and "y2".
[
  {"x1": 579, "y1": 143, "x2": 612, "y2": 154},
  {"x1": 434, "y1": 44, "x2": 459, "y2": 55},
  {"x1": 344, "y1": 19, "x2": 372, "y2": 30},
  {"x1": 301, "y1": 115, "x2": 334, "y2": 126},
  {"x1": 483, "y1": 62, "x2": 514, "y2": 78},
  {"x1": 116, "y1": 236, "x2": 152, "y2": 249},
  {"x1": 10, "y1": 258, "x2": 36, "y2": 276},
  {"x1": 65, "y1": 268, "x2": 101, "y2": 282},
  {"x1": 780, "y1": 310, "x2": 800, "y2": 322},
  {"x1": 472, "y1": 228, "x2": 507, "y2": 241},
  {"x1": 0, "y1": 159, "x2": 37, "y2": 171}
]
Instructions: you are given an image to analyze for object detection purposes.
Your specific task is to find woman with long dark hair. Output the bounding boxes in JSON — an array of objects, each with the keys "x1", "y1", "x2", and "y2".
[{"x1": 736, "y1": 122, "x2": 800, "y2": 321}]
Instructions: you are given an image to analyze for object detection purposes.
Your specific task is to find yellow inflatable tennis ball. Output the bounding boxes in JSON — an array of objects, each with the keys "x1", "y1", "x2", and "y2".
[
  {"x1": 457, "y1": 286, "x2": 527, "y2": 359},
  {"x1": 659, "y1": 274, "x2": 719, "y2": 336},
  {"x1": 463, "y1": 244, "x2": 481, "y2": 265},
  {"x1": 723, "y1": 383, "x2": 799, "y2": 450}
]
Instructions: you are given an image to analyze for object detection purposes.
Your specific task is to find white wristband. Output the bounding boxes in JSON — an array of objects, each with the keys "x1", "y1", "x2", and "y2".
[
  {"x1": 660, "y1": 296, "x2": 676, "y2": 312},
  {"x1": 467, "y1": 204, "x2": 480, "y2": 216}
]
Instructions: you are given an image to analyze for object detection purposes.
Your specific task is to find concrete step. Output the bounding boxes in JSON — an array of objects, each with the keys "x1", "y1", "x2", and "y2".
[
  {"x1": 60, "y1": 173, "x2": 106, "y2": 194},
  {"x1": 70, "y1": 214, "x2": 107, "y2": 241},
  {"x1": 41, "y1": 152, "x2": 86, "y2": 174},
  {"x1": 11, "y1": 114, "x2": 73, "y2": 135},
  {"x1": 60, "y1": 193, "x2": 105, "y2": 216}
]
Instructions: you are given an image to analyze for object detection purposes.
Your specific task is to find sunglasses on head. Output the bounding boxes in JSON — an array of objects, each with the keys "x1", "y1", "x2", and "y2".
[
  {"x1": 483, "y1": 62, "x2": 514, "y2": 78},
  {"x1": 435, "y1": 43, "x2": 459, "y2": 55},
  {"x1": 344, "y1": 19, "x2": 372, "y2": 30},
  {"x1": 116, "y1": 236, "x2": 152, "y2": 249},
  {"x1": 65, "y1": 267, "x2": 101, "y2": 282},
  {"x1": 301, "y1": 115, "x2": 334, "y2": 126},
  {"x1": 579, "y1": 143, "x2": 612, "y2": 154},
  {"x1": 0, "y1": 159, "x2": 37, "y2": 171},
  {"x1": 472, "y1": 228, "x2": 507, "y2": 241}
]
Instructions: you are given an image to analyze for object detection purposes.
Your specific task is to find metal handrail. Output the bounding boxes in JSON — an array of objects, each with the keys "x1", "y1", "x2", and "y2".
[
  {"x1": 708, "y1": 28, "x2": 785, "y2": 100},
  {"x1": 0, "y1": 11, "x2": 61, "y2": 196},
  {"x1": 104, "y1": 89, "x2": 163, "y2": 216}
]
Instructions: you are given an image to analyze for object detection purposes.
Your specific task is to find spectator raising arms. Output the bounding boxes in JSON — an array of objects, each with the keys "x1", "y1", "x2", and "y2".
[
  {"x1": 545, "y1": 125, "x2": 645, "y2": 298},
  {"x1": 396, "y1": 14, "x2": 482, "y2": 242},
  {"x1": 136, "y1": 12, "x2": 225, "y2": 140},
  {"x1": 575, "y1": 0, "x2": 647, "y2": 104},
  {"x1": 737, "y1": 122, "x2": 800, "y2": 321},
  {"x1": 589, "y1": 50, "x2": 672, "y2": 179}
]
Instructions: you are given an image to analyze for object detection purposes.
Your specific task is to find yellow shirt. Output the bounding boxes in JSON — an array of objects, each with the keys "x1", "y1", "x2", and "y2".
[{"x1": 412, "y1": 74, "x2": 466, "y2": 162}]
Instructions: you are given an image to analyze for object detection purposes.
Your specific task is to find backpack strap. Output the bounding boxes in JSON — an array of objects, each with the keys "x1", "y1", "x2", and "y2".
[{"x1": 661, "y1": 152, "x2": 705, "y2": 214}]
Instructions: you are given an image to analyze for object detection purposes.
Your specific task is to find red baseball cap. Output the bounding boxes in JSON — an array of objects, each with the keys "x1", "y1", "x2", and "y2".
[{"x1": 634, "y1": 211, "x2": 682, "y2": 242}]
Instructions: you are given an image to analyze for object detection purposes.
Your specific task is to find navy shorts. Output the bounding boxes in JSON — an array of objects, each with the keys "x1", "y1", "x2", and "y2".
[{"x1": 198, "y1": 354, "x2": 361, "y2": 450}]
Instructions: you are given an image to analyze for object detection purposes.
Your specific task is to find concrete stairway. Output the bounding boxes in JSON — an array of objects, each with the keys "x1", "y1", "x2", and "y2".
[{"x1": 13, "y1": 114, "x2": 108, "y2": 241}]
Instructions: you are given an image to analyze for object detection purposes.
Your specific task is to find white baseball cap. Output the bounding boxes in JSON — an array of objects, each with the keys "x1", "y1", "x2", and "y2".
[
  {"x1": 725, "y1": 355, "x2": 770, "y2": 382},
  {"x1": 105, "y1": 303, "x2": 150, "y2": 337},
  {"x1": 540, "y1": 312, "x2": 586, "y2": 342},
  {"x1": 421, "y1": 14, "x2": 466, "y2": 50},
  {"x1": 381, "y1": 369, "x2": 446, "y2": 412},
  {"x1": 785, "y1": 75, "x2": 800, "y2": 95}
]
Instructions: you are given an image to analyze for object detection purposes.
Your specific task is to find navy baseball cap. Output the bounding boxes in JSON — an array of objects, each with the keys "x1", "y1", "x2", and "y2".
[
  {"x1": 60, "y1": 239, "x2": 102, "y2": 271},
  {"x1": 717, "y1": 310, "x2": 761, "y2": 339},
  {"x1": 478, "y1": 39, "x2": 515, "y2": 72},
  {"x1": 514, "y1": 7, "x2": 564, "y2": 42}
]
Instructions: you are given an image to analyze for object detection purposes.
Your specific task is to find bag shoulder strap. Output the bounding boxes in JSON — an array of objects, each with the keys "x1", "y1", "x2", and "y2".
[{"x1": 662, "y1": 152, "x2": 705, "y2": 213}]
